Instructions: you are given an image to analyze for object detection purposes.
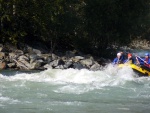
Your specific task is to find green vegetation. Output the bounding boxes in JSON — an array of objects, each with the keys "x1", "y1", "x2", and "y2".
[{"x1": 0, "y1": 0, "x2": 150, "y2": 56}]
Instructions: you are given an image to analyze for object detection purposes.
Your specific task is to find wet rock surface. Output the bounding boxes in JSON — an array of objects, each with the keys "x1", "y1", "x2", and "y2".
[{"x1": 0, "y1": 43, "x2": 109, "y2": 71}]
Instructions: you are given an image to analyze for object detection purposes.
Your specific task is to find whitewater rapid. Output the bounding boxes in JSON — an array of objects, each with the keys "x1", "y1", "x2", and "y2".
[
  {"x1": 0, "y1": 64, "x2": 148, "y2": 91},
  {"x1": 1, "y1": 64, "x2": 150, "y2": 113}
]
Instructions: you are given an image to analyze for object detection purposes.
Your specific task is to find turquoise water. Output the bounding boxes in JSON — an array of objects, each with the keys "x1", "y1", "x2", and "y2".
[{"x1": 0, "y1": 64, "x2": 150, "y2": 113}]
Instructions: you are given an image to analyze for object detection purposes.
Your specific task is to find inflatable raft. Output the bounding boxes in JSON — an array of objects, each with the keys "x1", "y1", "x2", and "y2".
[{"x1": 118, "y1": 64, "x2": 150, "y2": 77}]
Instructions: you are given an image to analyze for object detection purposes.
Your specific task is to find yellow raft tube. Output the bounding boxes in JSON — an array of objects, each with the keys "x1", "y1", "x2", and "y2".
[{"x1": 118, "y1": 63, "x2": 150, "y2": 76}]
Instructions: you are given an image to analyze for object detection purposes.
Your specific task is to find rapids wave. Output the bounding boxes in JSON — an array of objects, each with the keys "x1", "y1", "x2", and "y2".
[
  {"x1": 0, "y1": 64, "x2": 149, "y2": 88},
  {"x1": 1, "y1": 64, "x2": 150, "y2": 113}
]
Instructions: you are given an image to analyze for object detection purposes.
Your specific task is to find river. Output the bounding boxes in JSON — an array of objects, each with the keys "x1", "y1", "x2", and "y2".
[{"x1": 0, "y1": 64, "x2": 150, "y2": 113}]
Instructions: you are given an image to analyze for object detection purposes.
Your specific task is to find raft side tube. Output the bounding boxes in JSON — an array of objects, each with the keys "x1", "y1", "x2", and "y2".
[{"x1": 118, "y1": 64, "x2": 150, "y2": 76}]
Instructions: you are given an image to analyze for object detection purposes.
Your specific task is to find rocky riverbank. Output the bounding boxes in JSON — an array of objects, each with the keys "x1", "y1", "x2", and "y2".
[{"x1": 0, "y1": 43, "x2": 110, "y2": 71}]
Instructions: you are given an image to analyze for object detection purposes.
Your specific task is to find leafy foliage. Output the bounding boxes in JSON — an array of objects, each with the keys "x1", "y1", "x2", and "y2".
[{"x1": 0, "y1": 0, "x2": 150, "y2": 56}]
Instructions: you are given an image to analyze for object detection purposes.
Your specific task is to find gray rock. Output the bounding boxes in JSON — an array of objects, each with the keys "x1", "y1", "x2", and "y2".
[
  {"x1": 74, "y1": 56, "x2": 84, "y2": 60},
  {"x1": 72, "y1": 56, "x2": 85, "y2": 62},
  {"x1": 26, "y1": 46, "x2": 33, "y2": 53},
  {"x1": 90, "y1": 63, "x2": 101, "y2": 71},
  {"x1": 30, "y1": 60, "x2": 42, "y2": 70},
  {"x1": 0, "y1": 61, "x2": 6, "y2": 69},
  {"x1": 7, "y1": 63, "x2": 16, "y2": 68},
  {"x1": 73, "y1": 62, "x2": 85, "y2": 70},
  {"x1": 29, "y1": 54, "x2": 38, "y2": 63},
  {"x1": 16, "y1": 60, "x2": 31, "y2": 70},
  {"x1": 49, "y1": 59, "x2": 65, "y2": 67},
  {"x1": 43, "y1": 64, "x2": 53, "y2": 69},
  {"x1": 0, "y1": 52, "x2": 5, "y2": 59},
  {"x1": 80, "y1": 59, "x2": 93, "y2": 67},
  {"x1": 51, "y1": 53, "x2": 59, "y2": 60},
  {"x1": 37, "y1": 54, "x2": 52, "y2": 62},
  {"x1": 9, "y1": 52, "x2": 17, "y2": 62},
  {"x1": 18, "y1": 55, "x2": 29, "y2": 61},
  {"x1": 64, "y1": 61, "x2": 73, "y2": 69},
  {"x1": 55, "y1": 65, "x2": 64, "y2": 69},
  {"x1": 15, "y1": 50, "x2": 24, "y2": 56},
  {"x1": 32, "y1": 49, "x2": 42, "y2": 54}
]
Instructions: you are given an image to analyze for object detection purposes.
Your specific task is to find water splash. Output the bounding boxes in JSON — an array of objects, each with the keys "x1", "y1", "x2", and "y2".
[{"x1": 0, "y1": 64, "x2": 149, "y2": 88}]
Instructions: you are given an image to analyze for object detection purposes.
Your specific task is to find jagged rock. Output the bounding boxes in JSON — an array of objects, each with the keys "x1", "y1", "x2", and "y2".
[
  {"x1": 37, "y1": 54, "x2": 52, "y2": 63},
  {"x1": 49, "y1": 59, "x2": 65, "y2": 67},
  {"x1": 61, "y1": 56, "x2": 68, "y2": 61},
  {"x1": 73, "y1": 62, "x2": 85, "y2": 69},
  {"x1": 55, "y1": 65, "x2": 64, "y2": 69},
  {"x1": 30, "y1": 60, "x2": 43, "y2": 69},
  {"x1": 0, "y1": 43, "x2": 111, "y2": 70},
  {"x1": 51, "y1": 53, "x2": 59, "y2": 60},
  {"x1": 15, "y1": 50, "x2": 24, "y2": 56},
  {"x1": 64, "y1": 60, "x2": 73, "y2": 69},
  {"x1": 74, "y1": 56, "x2": 84, "y2": 60},
  {"x1": 16, "y1": 60, "x2": 31, "y2": 70},
  {"x1": 43, "y1": 64, "x2": 53, "y2": 69},
  {"x1": 29, "y1": 54, "x2": 38, "y2": 63},
  {"x1": 72, "y1": 56, "x2": 85, "y2": 62},
  {"x1": 0, "y1": 52, "x2": 5, "y2": 59},
  {"x1": 90, "y1": 63, "x2": 101, "y2": 71},
  {"x1": 32, "y1": 48, "x2": 42, "y2": 54},
  {"x1": 7, "y1": 63, "x2": 16, "y2": 68},
  {"x1": 26, "y1": 46, "x2": 33, "y2": 53},
  {"x1": 0, "y1": 61, "x2": 6, "y2": 70},
  {"x1": 80, "y1": 59, "x2": 93, "y2": 67},
  {"x1": 18, "y1": 55, "x2": 29, "y2": 61},
  {"x1": 9, "y1": 52, "x2": 17, "y2": 62}
]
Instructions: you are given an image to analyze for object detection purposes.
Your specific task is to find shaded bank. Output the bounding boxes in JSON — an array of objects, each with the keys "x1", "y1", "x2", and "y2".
[{"x1": 1, "y1": 0, "x2": 150, "y2": 58}]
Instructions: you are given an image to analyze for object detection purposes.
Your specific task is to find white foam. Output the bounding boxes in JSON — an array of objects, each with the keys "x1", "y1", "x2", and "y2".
[
  {"x1": 0, "y1": 96, "x2": 20, "y2": 104},
  {"x1": 0, "y1": 64, "x2": 147, "y2": 86}
]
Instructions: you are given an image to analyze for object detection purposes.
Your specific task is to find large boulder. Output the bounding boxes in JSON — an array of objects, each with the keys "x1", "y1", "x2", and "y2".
[
  {"x1": 18, "y1": 55, "x2": 29, "y2": 62},
  {"x1": 80, "y1": 59, "x2": 93, "y2": 68},
  {"x1": 15, "y1": 50, "x2": 24, "y2": 56},
  {"x1": 63, "y1": 60, "x2": 73, "y2": 69},
  {"x1": 37, "y1": 54, "x2": 52, "y2": 63},
  {"x1": 32, "y1": 48, "x2": 42, "y2": 55},
  {"x1": 90, "y1": 63, "x2": 101, "y2": 71},
  {"x1": 0, "y1": 61, "x2": 6, "y2": 70},
  {"x1": 30, "y1": 62, "x2": 39, "y2": 69},
  {"x1": 49, "y1": 59, "x2": 65, "y2": 68},
  {"x1": 73, "y1": 62, "x2": 85, "y2": 70},
  {"x1": 43, "y1": 64, "x2": 53, "y2": 69},
  {"x1": 72, "y1": 56, "x2": 85, "y2": 62},
  {"x1": 9, "y1": 52, "x2": 17, "y2": 62},
  {"x1": 7, "y1": 63, "x2": 16, "y2": 68},
  {"x1": 0, "y1": 52, "x2": 5, "y2": 59},
  {"x1": 29, "y1": 54, "x2": 39, "y2": 63},
  {"x1": 16, "y1": 60, "x2": 31, "y2": 70}
]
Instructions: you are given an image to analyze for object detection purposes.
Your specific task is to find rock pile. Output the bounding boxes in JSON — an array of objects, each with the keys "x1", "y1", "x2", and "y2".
[{"x1": 0, "y1": 43, "x2": 108, "y2": 71}]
